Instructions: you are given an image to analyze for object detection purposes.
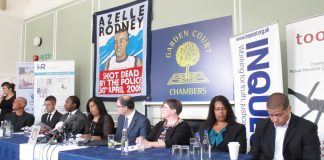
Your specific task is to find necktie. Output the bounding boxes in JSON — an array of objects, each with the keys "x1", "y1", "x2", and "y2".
[
  {"x1": 47, "y1": 114, "x2": 52, "y2": 123},
  {"x1": 123, "y1": 117, "x2": 128, "y2": 129},
  {"x1": 67, "y1": 112, "x2": 71, "y2": 119}
]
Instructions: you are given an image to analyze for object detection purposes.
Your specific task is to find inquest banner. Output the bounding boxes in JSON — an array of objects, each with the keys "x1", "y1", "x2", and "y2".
[{"x1": 230, "y1": 23, "x2": 283, "y2": 149}]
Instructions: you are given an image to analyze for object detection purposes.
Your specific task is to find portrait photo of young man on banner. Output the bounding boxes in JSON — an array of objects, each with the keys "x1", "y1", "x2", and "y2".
[{"x1": 92, "y1": 0, "x2": 152, "y2": 100}]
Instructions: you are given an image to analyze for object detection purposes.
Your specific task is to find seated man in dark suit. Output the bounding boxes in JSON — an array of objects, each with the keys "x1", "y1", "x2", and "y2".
[
  {"x1": 115, "y1": 95, "x2": 151, "y2": 145},
  {"x1": 55, "y1": 96, "x2": 87, "y2": 135},
  {"x1": 250, "y1": 92, "x2": 321, "y2": 160},
  {"x1": 5, "y1": 97, "x2": 35, "y2": 132},
  {"x1": 40, "y1": 96, "x2": 62, "y2": 132}
]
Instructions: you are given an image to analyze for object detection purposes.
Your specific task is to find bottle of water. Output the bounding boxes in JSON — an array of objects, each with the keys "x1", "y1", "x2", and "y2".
[
  {"x1": 121, "y1": 129, "x2": 128, "y2": 155},
  {"x1": 0, "y1": 121, "x2": 4, "y2": 138},
  {"x1": 202, "y1": 130, "x2": 212, "y2": 160},
  {"x1": 2, "y1": 121, "x2": 6, "y2": 137},
  {"x1": 5, "y1": 120, "x2": 13, "y2": 138},
  {"x1": 193, "y1": 132, "x2": 202, "y2": 160}
]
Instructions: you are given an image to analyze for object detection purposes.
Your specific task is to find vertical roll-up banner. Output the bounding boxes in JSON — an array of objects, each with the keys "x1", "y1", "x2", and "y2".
[
  {"x1": 286, "y1": 15, "x2": 324, "y2": 157},
  {"x1": 16, "y1": 62, "x2": 34, "y2": 114},
  {"x1": 34, "y1": 61, "x2": 75, "y2": 123},
  {"x1": 230, "y1": 23, "x2": 283, "y2": 150}
]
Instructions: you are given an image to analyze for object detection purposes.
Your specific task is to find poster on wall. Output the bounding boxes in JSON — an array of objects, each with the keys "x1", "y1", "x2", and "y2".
[
  {"x1": 230, "y1": 23, "x2": 283, "y2": 149},
  {"x1": 34, "y1": 61, "x2": 75, "y2": 123},
  {"x1": 92, "y1": 0, "x2": 152, "y2": 100},
  {"x1": 286, "y1": 14, "x2": 324, "y2": 157},
  {"x1": 150, "y1": 16, "x2": 233, "y2": 102},
  {"x1": 16, "y1": 62, "x2": 34, "y2": 114}
]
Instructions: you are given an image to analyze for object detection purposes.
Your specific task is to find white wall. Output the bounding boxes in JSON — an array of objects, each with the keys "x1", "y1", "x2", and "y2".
[{"x1": 0, "y1": 14, "x2": 22, "y2": 80}]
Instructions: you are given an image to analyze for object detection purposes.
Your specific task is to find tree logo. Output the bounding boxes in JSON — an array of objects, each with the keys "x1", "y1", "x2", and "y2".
[{"x1": 167, "y1": 41, "x2": 209, "y2": 85}]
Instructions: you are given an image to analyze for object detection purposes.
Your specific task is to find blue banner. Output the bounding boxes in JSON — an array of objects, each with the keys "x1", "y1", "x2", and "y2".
[{"x1": 150, "y1": 16, "x2": 233, "y2": 102}]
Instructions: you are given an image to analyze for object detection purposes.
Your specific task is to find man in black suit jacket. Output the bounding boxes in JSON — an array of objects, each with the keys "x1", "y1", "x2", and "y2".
[
  {"x1": 115, "y1": 95, "x2": 151, "y2": 145},
  {"x1": 5, "y1": 97, "x2": 34, "y2": 132},
  {"x1": 250, "y1": 92, "x2": 320, "y2": 160},
  {"x1": 41, "y1": 96, "x2": 62, "y2": 129}
]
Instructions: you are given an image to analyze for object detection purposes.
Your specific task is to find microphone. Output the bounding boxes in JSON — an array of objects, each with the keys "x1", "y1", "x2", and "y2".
[
  {"x1": 49, "y1": 129, "x2": 64, "y2": 143},
  {"x1": 60, "y1": 113, "x2": 85, "y2": 140},
  {"x1": 37, "y1": 128, "x2": 64, "y2": 144},
  {"x1": 71, "y1": 114, "x2": 85, "y2": 135},
  {"x1": 62, "y1": 114, "x2": 78, "y2": 131},
  {"x1": 36, "y1": 113, "x2": 82, "y2": 144}
]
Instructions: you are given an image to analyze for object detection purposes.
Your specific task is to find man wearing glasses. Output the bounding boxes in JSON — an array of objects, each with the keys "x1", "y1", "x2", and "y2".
[{"x1": 115, "y1": 95, "x2": 151, "y2": 145}]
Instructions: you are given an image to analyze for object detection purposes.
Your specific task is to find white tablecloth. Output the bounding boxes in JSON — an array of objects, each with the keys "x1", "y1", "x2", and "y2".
[{"x1": 19, "y1": 140, "x2": 86, "y2": 160}]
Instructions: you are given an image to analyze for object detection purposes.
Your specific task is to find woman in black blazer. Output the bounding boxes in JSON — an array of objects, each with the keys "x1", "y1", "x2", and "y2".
[
  {"x1": 198, "y1": 95, "x2": 247, "y2": 154},
  {"x1": 137, "y1": 99, "x2": 192, "y2": 148}
]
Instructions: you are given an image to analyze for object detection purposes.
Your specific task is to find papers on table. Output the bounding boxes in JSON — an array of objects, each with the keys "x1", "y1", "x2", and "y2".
[{"x1": 115, "y1": 145, "x2": 138, "y2": 152}]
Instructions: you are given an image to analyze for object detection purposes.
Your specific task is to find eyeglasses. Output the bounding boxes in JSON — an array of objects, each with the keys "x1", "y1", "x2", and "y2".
[{"x1": 116, "y1": 105, "x2": 124, "y2": 108}]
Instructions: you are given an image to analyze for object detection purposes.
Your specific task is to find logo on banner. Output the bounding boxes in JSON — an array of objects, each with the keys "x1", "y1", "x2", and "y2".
[
  {"x1": 288, "y1": 81, "x2": 324, "y2": 124},
  {"x1": 36, "y1": 64, "x2": 46, "y2": 70},
  {"x1": 168, "y1": 41, "x2": 209, "y2": 85},
  {"x1": 166, "y1": 30, "x2": 211, "y2": 86}
]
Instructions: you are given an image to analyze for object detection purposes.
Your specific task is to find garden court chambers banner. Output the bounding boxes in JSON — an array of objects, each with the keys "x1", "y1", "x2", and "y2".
[
  {"x1": 150, "y1": 16, "x2": 233, "y2": 102},
  {"x1": 93, "y1": 0, "x2": 151, "y2": 100},
  {"x1": 230, "y1": 23, "x2": 283, "y2": 149},
  {"x1": 286, "y1": 14, "x2": 324, "y2": 157}
]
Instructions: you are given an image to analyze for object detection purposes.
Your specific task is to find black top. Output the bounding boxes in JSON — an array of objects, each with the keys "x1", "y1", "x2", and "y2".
[
  {"x1": 146, "y1": 120, "x2": 193, "y2": 148},
  {"x1": 198, "y1": 121, "x2": 247, "y2": 154},
  {"x1": 85, "y1": 114, "x2": 115, "y2": 139},
  {"x1": 0, "y1": 95, "x2": 16, "y2": 121},
  {"x1": 5, "y1": 111, "x2": 35, "y2": 132}
]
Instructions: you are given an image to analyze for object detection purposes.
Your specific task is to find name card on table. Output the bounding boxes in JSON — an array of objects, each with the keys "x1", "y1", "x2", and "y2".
[{"x1": 28, "y1": 125, "x2": 40, "y2": 144}]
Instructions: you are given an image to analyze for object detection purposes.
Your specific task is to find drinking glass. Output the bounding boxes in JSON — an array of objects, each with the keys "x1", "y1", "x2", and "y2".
[
  {"x1": 172, "y1": 145, "x2": 181, "y2": 159},
  {"x1": 189, "y1": 137, "x2": 197, "y2": 154},
  {"x1": 23, "y1": 126, "x2": 31, "y2": 137},
  {"x1": 181, "y1": 145, "x2": 190, "y2": 160},
  {"x1": 136, "y1": 136, "x2": 145, "y2": 152},
  {"x1": 107, "y1": 134, "x2": 115, "y2": 149}
]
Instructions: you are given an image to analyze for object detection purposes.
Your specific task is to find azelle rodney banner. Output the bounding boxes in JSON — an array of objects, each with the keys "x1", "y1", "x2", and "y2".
[
  {"x1": 92, "y1": 0, "x2": 152, "y2": 100},
  {"x1": 150, "y1": 16, "x2": 233, "y2": 102}
]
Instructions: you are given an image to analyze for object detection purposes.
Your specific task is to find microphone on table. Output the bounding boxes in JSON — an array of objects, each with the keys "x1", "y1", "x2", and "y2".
[
  {"x1": 37, "y1": 114, "x2": 78, "y2": 144},
  {"x1": 62, "y1": 113, "x2": 85, "y2": 140}
]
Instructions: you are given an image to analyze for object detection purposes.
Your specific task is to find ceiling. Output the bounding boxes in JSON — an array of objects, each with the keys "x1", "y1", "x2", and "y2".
[{"x1": 0, "y1": 0, "x2": 73, "y2": 19}]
